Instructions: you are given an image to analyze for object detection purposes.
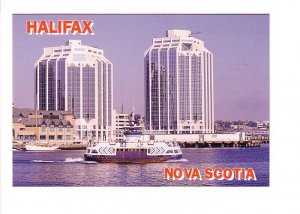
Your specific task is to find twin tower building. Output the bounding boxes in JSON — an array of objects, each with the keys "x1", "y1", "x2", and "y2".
[{"x1": 35, "y1": 30, "x2": 214, "y2": 141}]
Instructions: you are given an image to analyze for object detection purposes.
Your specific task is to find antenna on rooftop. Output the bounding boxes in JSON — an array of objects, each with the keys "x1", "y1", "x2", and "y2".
[
  {"x1": 132, "y1": 97, "x2": 135, "y2": 113},
  {"x1": 121, "y1": 103, "x2": 124, "y2": 114}
]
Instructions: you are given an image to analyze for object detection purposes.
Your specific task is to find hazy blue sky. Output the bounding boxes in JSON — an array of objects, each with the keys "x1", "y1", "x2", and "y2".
[{"x1": 13, "y1": 14, "x2": 269, "y2": 120}]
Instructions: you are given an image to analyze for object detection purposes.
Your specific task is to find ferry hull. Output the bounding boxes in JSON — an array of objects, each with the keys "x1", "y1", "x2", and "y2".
[{"x1": 84, "y1": 152, "x2": 182, "y2": 163}]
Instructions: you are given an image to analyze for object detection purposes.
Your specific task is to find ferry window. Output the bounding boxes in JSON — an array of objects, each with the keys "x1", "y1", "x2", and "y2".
[{"x1": 125, "y1": 149, "x2": 128, "y2": 151}]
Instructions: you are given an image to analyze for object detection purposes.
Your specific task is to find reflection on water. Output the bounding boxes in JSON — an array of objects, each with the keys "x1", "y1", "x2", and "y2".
[{"x1": 13, "y1": 146, "x2": 269, "y2": 186}]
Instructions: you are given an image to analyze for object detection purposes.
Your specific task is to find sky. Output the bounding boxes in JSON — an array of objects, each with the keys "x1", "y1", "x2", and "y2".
[{"x1": 13, "y1": 14, "x2": 269, "y2": 121}]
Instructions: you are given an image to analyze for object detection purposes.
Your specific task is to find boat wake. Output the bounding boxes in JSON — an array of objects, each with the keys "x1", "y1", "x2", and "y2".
[
  {"x1": 165, "y1": 158, "x2": 188, "y2": 163},
  {"x1": 31, "y1": 157, "x2": 96, "y2": 164},
  {"x1": 64, "y1": 157, "x2": 84, "y2": 163},
  {"x1": 82, "y1": 161, "x2": 97, "y2": 164},
  {"x1": 64, "y1": 157, "x2": 96, "y2": 164},
  {"x1": 32, "y1": 160, "x2": 56, "y2": 163}
]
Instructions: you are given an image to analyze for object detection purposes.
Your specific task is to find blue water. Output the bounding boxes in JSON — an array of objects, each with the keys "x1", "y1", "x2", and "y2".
[{"x1": 13, "y1": 145, "x2": 269, "y2": 186}]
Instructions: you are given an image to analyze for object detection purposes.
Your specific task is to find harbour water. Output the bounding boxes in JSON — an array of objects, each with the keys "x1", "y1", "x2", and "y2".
[{"x1": 13, "y1": 145, "x2": 269, "y2": 186}]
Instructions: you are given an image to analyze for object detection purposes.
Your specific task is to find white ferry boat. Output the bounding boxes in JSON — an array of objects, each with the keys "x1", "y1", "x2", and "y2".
[
  {"x1": 84, "y1": 131, "x2": 183, "y2": 163},
  {"x1": 25, "y1": 144, "x2": 59, "y2": 151}
]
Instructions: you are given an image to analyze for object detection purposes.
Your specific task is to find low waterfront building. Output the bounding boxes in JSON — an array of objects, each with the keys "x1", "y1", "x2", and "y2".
[
  {"x1": 244, "y1": 129, "x2": 269, "y2": 143},
  {"x1": 256, "y1": 121, "x2": 270, "y2": 129},
  {"x1": 13, "y1": 108, "x2": 76, "y2": 145},
  {"x1": 113, "y1": 109, "x2": 145, "y2": 141},
  {"x1": 113, "y1": 110, "x2": 130, "y2": 141}
]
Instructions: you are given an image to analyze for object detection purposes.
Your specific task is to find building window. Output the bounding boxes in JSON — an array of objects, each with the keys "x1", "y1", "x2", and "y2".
[
  {"x1": 40, "y1": 135, "x2": 46, "y2": 140},
  {"x1": 57, "y1": 135, "x2": 63, "y2": 140},
  {"x1": 49, "y1": 135, "x2": 55, "y2": 140},
  {"x1": 73, "y1": 54, "x2": 86, "y2": 61},
  {"x1": 65, "y1": 135, "x2": 71, "y2": 140},
  {"x1": 50, "y1": 126, "x2": 55, "y2": 132},
  {"x1": 41, "y1": 126, "x2": 46, "y2": 132},
  {"x1": 67, "y1": 127, "x2": 71, "y2": 132},
  {"x1": 58, "y1": 127, "x2": 63, "y2": 132}
]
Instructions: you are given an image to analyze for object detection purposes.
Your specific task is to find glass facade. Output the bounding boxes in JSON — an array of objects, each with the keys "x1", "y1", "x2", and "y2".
[
  {"x1": 38, "y1": 60, "x2": 47, "y2": 110},
  {"x1": 191, "y1": 55, "x2": 202, "y2": 120},
  {"x1": 57, "y1": 58, "x2": 65, "y2": 110},
  {"x1": 67, "y1": 66, "x2": 81, "y2": 118},
  {"x1": 169, "y1": 48, "x2": 177, "y2": 130},
  {"x1": 144, "y1": 53, "x2": 150, "y2": 126},
  {"x1": 83, "y1": 65, "x2": 95, "y2": 120},
  {"x1": 97, "y1": 60, "x2": 103, "y2": 126},
  {"x1": 160, "y1": 48, "x2": 168, "y2": 130},
  {"x1": 107, "y1": 63, "x2": 112, "y2": 126},
  {"x1": 48, "y1": 59, "x2": 56, "y2": 110},
  {"x1": 103, "y1": 63, "x2": 107, "y2": 126},
  {"x1": 150, "y1": 49, "x2": 159, "y2": 130},
  {"x1": 178, "y1": 55, "x2": 190, "y2": 120}
]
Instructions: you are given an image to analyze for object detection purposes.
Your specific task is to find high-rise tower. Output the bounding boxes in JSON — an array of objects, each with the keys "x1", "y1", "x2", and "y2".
[
  {"x1": 144, "y1": 30, "x2": 214, "y2": 134},
  {"x1": 35, "y1": 40, "x2": 113, "y2": 141}
]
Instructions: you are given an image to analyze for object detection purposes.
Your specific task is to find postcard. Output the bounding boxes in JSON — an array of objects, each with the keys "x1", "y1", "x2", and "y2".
[{"x1": 12, "y1": 14, "x2": 269, "y2": 187}]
